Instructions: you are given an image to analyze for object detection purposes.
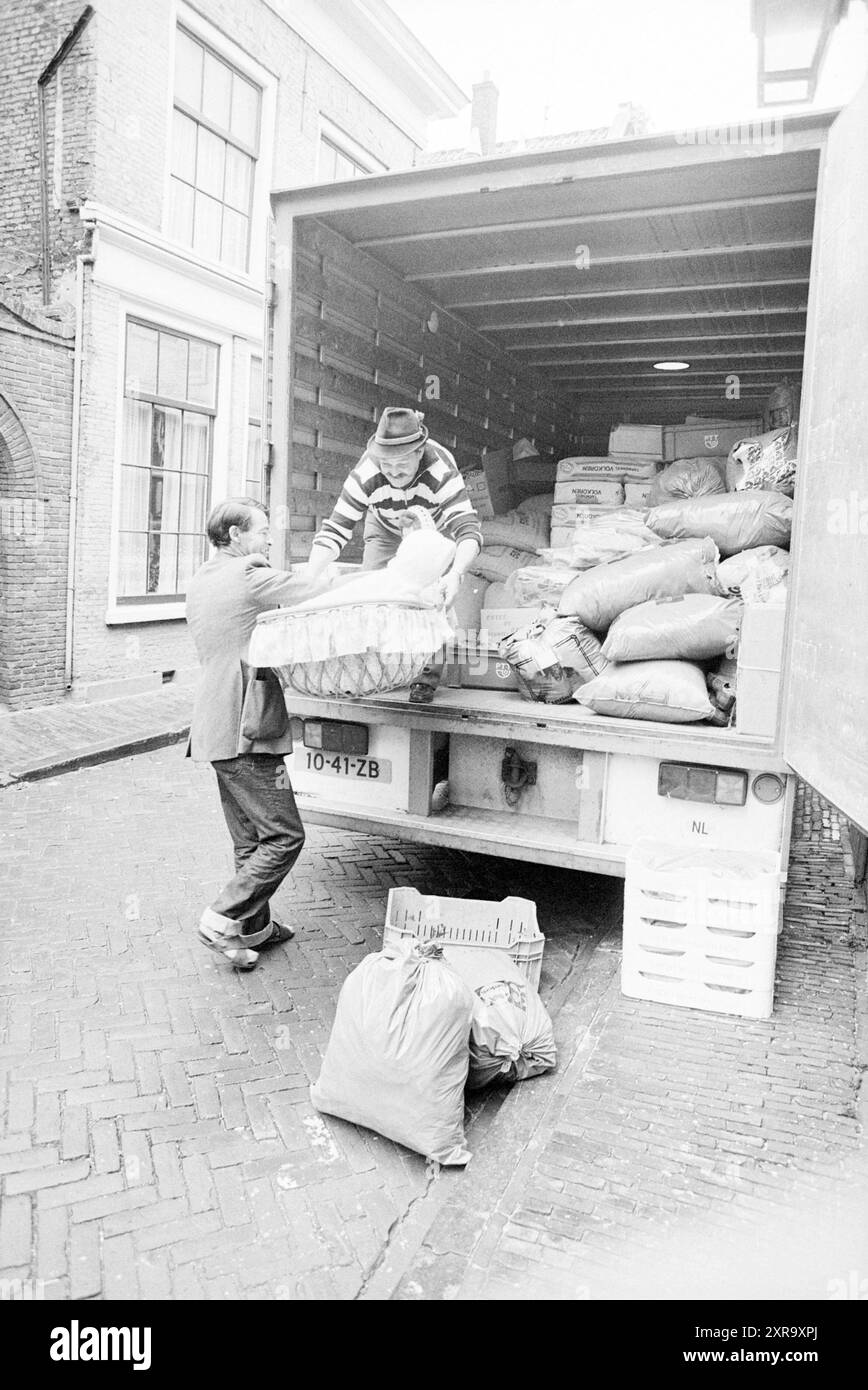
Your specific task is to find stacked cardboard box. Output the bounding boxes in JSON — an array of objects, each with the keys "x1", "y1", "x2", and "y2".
[{"x1": 549, "y1": 450, "x2": 662, "y2": 549}]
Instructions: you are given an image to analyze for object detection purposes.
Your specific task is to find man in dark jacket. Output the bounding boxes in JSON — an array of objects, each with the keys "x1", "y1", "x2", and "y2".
[{"x1": 185, "y1": 497, "x2": 330, "y2": 970}]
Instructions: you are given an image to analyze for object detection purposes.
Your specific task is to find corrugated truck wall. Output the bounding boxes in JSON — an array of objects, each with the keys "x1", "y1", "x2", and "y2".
[{"x1": 286, "y1": 217, "x2": 582, "y2": 561}]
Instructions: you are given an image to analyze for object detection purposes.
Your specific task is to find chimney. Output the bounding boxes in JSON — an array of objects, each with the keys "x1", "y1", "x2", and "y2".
[{"x1": 471, "y1": 73, "x2": 498, "y2": 156}]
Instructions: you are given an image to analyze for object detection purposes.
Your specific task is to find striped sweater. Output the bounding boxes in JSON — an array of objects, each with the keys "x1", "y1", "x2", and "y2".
[{"x1": 312, "y1": 441, "x2": 483, "y2": 558}]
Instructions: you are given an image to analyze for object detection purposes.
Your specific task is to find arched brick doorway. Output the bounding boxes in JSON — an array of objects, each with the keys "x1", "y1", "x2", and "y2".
[{"x1": 0, "y1": 392, "x2": 51, "y2": 708}]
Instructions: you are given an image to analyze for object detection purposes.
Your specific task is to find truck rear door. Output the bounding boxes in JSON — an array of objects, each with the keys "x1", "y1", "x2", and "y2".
[{"x1": 781, "y1": 78, "x2": 868, "y2": 832}]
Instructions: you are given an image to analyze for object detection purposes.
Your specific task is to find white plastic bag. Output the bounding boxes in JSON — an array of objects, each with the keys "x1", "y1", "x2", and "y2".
[
  {"x1": 647, "y1": 491, "x2": 793, "y2": 557},
  {"x1": 575, "y1": 660, "x2": 715, "y2": 723},
  {"x1": 442, "y1": 948, "x2": 557, "y2": 1090},
  {"x1": 310, "y1": 941, "x2": 474, "y2": 1166},
  {"x1": 717, "y1": 546, "x2": 789, "y2": 596},
  {"x1": 602, "y1": 594, "x2": 743, "y2": 662},
  {"x1": 647, "y1": 457, "x2": 726, "y2": 506},
  {"x1": 557, "y1": 538, "x2": 721, "y2": 630}
]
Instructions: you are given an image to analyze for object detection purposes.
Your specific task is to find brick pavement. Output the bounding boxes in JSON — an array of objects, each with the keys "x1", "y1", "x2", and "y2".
[
  {"x1": 0, "y1": 683, "x2": 192, "y2": 787},
  {"x1": 0, "y1": 750, "x2": 865, "y2": 1301}
]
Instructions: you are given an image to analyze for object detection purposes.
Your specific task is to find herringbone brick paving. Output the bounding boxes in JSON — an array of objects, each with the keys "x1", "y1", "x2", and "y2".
[
  {"x1": 1, "y1": 754, "x2": 865, "y2": 1301},
  {"x1": 0, "y1": 744, "x2": 615, "y2": 1300},
  {"x1": 392, "y1": 782, "x2": 868, "y2": 1300}
]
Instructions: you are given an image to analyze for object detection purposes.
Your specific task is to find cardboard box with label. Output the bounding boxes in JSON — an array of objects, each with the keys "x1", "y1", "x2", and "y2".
[
  {"x1": 554, "y1": 479, "x2": 625, "y2": 507},
  {"x1": 663, "y1": 419, "x2": 763, "y2": 461}
]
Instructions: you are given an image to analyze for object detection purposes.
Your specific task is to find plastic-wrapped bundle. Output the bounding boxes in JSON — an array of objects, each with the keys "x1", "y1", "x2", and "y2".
[
  {"x1": 726, "y1": 426, "x2": 797, "y2": 497},
  {"x1": 646, "y1": 491, "x2": 793, "y2": 557},
  {"x1": 310, "y1": 941, "x2": 473, "y2": 1166},
  {"x1": 442, "y1": 947, "x2": 556, "y2": 1089},
  {"x1": 575, "y1": 660, "x2": 716, "y2": 723},
  {"x1": 717, "y1": 546, "x2": 789, "y2": 596},
  {"x1": 647, "y1": 457, "x2": 726, "y2": 507},
  {"x1": 557, "y1": 537, "x2": 721, "y2": 630},
  {"x1": 602, "y1": 594, "x2": 743, "y2": 662},
  {"x1": 538, "y1": 524, "x2": 659, "y2": 571},
  {"x1": 499, "y1": 615, "x2": 607, "y2": 703},
  {"x1": 506, "y1": 565, "x2": 577, "y2": 607}
]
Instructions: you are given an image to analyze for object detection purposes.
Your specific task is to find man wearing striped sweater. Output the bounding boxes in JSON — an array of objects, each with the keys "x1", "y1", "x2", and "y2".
[{"x1": 299, "y1": 407, "x2": 482, "y2": 609}]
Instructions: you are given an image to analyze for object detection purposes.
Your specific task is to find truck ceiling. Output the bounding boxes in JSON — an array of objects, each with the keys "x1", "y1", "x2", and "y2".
[{"x1": 272, "y1": 110, "x2": 837, "y2": 422}]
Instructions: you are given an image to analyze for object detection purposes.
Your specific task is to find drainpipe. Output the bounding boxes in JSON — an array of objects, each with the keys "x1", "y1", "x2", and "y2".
[
  {"x1": 64, "y1": 245, "x2": 94, "y2": 690},
  {"x1": 37, "y1": 5, "x2": 94, "y2": 305}
]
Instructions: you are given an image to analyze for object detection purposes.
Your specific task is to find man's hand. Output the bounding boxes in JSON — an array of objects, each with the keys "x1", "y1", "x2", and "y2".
[{"x1": 439, "y1": 569, "x2": 462, "y2": 608}]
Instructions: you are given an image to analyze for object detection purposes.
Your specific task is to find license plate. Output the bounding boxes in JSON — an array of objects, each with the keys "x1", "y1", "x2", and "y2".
[{"x1": 294, "y1": 750, "x2": 392, "y2": 784}]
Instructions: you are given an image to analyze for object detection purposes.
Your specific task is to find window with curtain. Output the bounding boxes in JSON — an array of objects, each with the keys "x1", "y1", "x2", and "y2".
[
  {"x1": 169, "y1": 27, "x2": 261, "y2": 272},
  {"x1": 245, "y1": 355, "x2": 264, "y2": 501},
  {"x1": 118, "y1": 320, "x2": 218, "y2": 603}
]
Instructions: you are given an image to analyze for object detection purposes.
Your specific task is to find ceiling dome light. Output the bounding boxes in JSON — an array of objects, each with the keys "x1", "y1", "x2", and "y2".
[{"x1": 653, "y1": 361, "x2": 690, "y2": 371}]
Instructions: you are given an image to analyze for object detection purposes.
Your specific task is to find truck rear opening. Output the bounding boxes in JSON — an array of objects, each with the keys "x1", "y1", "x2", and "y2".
[{"x1": 267, "y1": 95, "x2": 868, "y2": 876}]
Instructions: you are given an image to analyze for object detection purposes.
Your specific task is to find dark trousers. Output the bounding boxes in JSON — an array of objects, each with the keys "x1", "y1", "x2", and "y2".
[{"x1": 210, "y1": 754, "x2": 305, "y2": 936}]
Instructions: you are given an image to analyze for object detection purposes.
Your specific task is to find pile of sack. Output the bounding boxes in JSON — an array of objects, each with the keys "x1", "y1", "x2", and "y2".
[
  {"x1": 454, "y1": 385, "x2": 797, "y2": 721},
  {"x1": 310, "y1": 936, "x2": 557, "y2": 1167},
  {"x1": 490, "y1": 421, "x2": 795, "y2": 722}
]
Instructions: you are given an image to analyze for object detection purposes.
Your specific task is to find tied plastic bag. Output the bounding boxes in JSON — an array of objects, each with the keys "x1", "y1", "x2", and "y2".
[
  {"x1": 500, "y1": 615, "x2": 608, "y2": 703},
  {"x1": 575, "y1": 660, "x2": 716, "y2": 723},
  {"x1": 602, "y1": 594, "x2": 744, "y2": 663},
  {"x1": 646, "y1": 491, "x2": 793, "y2": 557},
  {"x1": 717, "y1": 546, "x2": 790, "y2": 596},
  {"x1": 726, "y1": 426, "x2": 798, "y2": 497},
  {"x1": 310, "y1": 940, "x2": 473, "y2": 1166},
  {"x1": 441, "y1": 948, "x2": 557, "y2": 1090},
  {"x1": 557, "y1": 537, "x2": 721, "y2": 630},
  {"x1": 506, "y1": 565, "x2": 577, "y2": 607},
  {"x1": 647, "y1": 457, "x2": 726, "y2": 507}
]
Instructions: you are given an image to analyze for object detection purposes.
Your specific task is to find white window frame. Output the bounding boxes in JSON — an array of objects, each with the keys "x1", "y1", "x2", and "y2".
[
  {"x1": 163, "y1": 3, "x2": 277, "y2": 286},
  {"x1": 245, "y1": 348, "x2": 266, "y2": 503},
  {"x1": 106, "y1": 299, "x2": 235, "y2": 625},
  {"x1": 317, "y1": 114, "x2": 388, "y2": 179}
]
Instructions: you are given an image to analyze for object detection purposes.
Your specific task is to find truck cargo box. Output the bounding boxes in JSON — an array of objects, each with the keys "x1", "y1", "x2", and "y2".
[{"x1": 268, "y1": 89, "x2": 868, "y2": 868}]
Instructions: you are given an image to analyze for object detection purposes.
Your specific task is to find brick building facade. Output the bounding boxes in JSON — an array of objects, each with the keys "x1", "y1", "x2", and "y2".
[{"x1": 0, "y1": 0, "x2": 464, "y2": 709}]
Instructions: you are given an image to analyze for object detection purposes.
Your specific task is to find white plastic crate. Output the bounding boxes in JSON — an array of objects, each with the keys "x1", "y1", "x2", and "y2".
[
  {"x1": 621, "y1": 839, "x2": 782, "y2": 1018},
  {"x1": 383, "y1": 887, "x2": 545, "y2": 990}
]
